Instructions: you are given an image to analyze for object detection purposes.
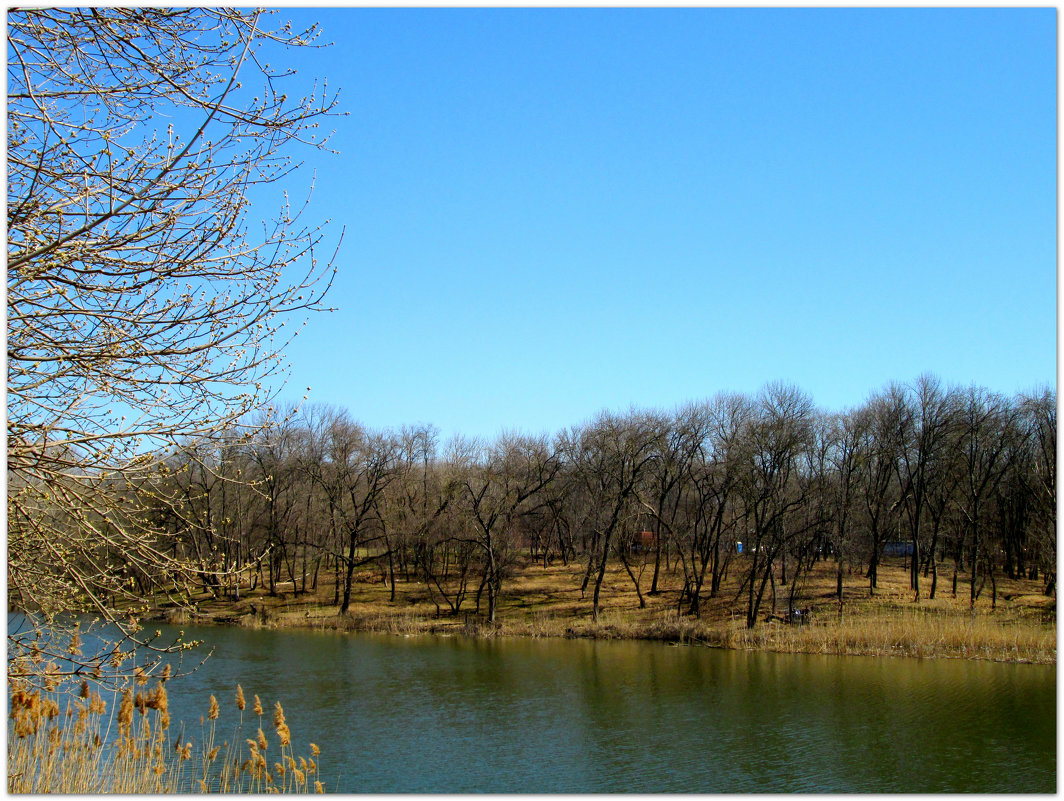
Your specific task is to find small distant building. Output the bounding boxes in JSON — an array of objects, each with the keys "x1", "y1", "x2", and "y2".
[
  {"x1": 633, "y1": 531, "x2": 656, "y2": 553},
  {"x1": 883, "y1": 540, "x2": 914, "y2": 558}
]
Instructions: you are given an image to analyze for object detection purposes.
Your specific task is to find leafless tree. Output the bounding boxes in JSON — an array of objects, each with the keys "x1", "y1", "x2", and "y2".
[
  {"x1": 313, "y1": 417, "x2": 400, "y2": 615},
  {"x1": 1018, "y1": 389, "x2": 1056, "y2": 593},
  {"x1": 734, "y1": 383, "x2": 816, "y2": 628},
  {"x1": 677, "y1": 394, "x2": 748, "y2": 616},
  {"x1": 854, "y1": 388, "x2": 906, "y2": 595},
  {"x1": 563, "y1": 412, "x2": 661, "y2": 621},
  {"x1": 893, "y1": 375, "x2": 957, "y2": 599},
  {"x1": 637, "y1": 408, "x2": 704, "y2": 597},
  {"x1": 457, "y1": 434, "x2": 560, "y2": 623},
  {"x1": 7, "y1": 8, "x2": 342, "y2": 686},
  {"x1": 954, "y1": 387, "x2": 1019, "y2": 608},
  {"x1": 823, "y1": 408, "x2": 867, "y2": 605}
]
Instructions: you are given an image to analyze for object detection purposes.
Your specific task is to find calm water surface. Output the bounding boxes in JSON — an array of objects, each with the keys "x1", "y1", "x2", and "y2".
[{"x1": 47, "y1": 620, "x2": 1058, "y2": 792}]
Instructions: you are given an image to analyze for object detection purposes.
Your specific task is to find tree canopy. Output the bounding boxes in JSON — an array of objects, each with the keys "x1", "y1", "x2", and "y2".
[{"x1": 7, "y1": 7, "x2": 343, "y2": 685}]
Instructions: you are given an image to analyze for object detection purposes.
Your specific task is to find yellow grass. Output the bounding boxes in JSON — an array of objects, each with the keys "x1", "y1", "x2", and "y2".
[
  {"x1": 147, "y1": 556, "x2": 1055, "y2": 664},
  {"x1": 727, "y1": 605, "x2": 1056, "y2": 662},
  {"x1": 7, "y1": 680, "x2": 324, "y2": 794}
]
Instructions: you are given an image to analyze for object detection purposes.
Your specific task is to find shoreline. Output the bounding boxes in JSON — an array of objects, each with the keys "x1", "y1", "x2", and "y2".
[
  {"x1": 157, "y1": 609, "x2": 1057, "y2": 665},
  {"x1": 143, "y1": 560, "x2": 1056, "y2": 666}
]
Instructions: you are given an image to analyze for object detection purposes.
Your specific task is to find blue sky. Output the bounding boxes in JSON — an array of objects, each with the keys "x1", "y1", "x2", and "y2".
[{"x1": 257, "y1": 7, "x2": 1056, "y2": 442}]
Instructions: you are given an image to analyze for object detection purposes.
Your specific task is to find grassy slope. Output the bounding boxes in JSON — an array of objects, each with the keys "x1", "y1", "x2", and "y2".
[{"x1": 151, "y1": 554, "x2": 1056, "y2": 664}]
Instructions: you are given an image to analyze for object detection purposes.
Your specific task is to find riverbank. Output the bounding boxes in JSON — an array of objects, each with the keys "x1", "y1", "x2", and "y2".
[{"x1": 147, "y1": 557, "x2": 1056, "y2": 665}]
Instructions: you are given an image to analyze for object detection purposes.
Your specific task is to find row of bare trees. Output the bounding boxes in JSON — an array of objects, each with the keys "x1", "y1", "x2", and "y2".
[{"x1": 101, "y1": 377, "x2": 1054, "y2": 630}]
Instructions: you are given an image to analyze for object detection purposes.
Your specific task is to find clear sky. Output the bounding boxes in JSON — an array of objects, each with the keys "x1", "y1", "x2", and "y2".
[{"x1": 256, "y1": 7, "x2": 1056, "y2": 443}]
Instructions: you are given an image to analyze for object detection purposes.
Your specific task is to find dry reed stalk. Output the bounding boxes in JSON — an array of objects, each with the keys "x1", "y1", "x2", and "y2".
[
  {"x1": 8, "y1": 683, "x2": 325, "y2": 794},
  {"x1": 724, "y1": 606, "x2": 1055, "y2": 663}
]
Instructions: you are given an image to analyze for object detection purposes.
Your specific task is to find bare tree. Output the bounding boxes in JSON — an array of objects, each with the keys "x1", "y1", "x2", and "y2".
[
  {"x1": 823, "y1": 408, "x2": 867, "y2": 605},
  {"x1": 854, "y1": 389, "x2": 906, "y2": 595},
  {"x1": 7, "y1": 8, "x2": 341, "y2": 685},
  {"x1": 893, "y1": 374, "x2": 956, "y2": 599},
  {"x1": 636, "y1": 408, "x2": 705, "y2": 597},
  {"x1": 457, "y1": 433, "x2": 560, "y2": 623},
  {"x1": 955, "y1": 387, "x2": 1019, "y2": 608},
  {"x1": 734, "y1": 383, "x2": 815, "y2": 628},
  {"x1": 563, "y1": 412, "x2": 661, "y2": 622},
  {"x1": 312, "y1": 416, "x2": 400, "y2": 616},
  {"x1": 375, "y1": 424, "x2": 443, "y2": 600},
  {"x1": 679, "y1": 394, "x2": 748, "y2": 615},
  {"x1": 1018, "y1": 389, "x2": 1056, "y2": 594},
  {"x1": 244, "y1": 409, "x2": 308, "y2": 596}
]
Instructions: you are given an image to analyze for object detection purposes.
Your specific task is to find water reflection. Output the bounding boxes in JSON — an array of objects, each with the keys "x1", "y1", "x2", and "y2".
[{"x1": 13, "y1": 617, "x2": 1054, "y2": 793}]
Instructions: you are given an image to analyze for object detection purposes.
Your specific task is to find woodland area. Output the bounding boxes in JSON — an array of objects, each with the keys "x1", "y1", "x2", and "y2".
[
  {"x1": 15, "y1": 376, "x2": 1052, "y2": 635},
  {"x1": 7, "y1": 19, "x2": 1054, "y2": 801},
  {"x1": 7, "y1": 9, "x2": 1055, "y2": 692}
]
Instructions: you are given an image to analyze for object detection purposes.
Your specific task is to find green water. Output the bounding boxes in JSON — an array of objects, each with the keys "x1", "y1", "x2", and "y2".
[{"x1": 67, "y1": 622, "x2": 1064, "y2": 792}]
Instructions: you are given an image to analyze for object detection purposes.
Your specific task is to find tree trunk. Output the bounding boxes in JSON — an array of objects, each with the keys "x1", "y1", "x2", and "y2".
[
  {"x1": 340, "y1": 533, "x2": 358, "y2": 615},
  {"x1": 486, "y1": 549, "x2": 498, "y2": 623},
  {"x1": 649, "y1": 523, "x2": 663, "y2": 595},
  {"x1": 910, "y1": 536, "x2": 921, "y2": 600},
  {"x1": 591, "y1": 533, "x2": 611, "y2": 622},
  {"x1": 988, "y1": 553, "x2": 997, "y2": 610},
  {"x1": 619, "y1": 550, "x2": 646, "y2": 609}
]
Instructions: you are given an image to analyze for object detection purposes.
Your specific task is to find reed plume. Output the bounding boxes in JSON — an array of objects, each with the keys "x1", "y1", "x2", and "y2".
[
  {"x1": 10, "y1": 682, "x2": 325, "y2": 794},
  {"x1": 274, "y1": 700, "x2": 291, "y2": 746}
]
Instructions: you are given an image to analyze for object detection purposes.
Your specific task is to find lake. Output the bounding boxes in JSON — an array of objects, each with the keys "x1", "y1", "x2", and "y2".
[
  {"x1": 124, "y1": 621, "x2": 1056, "y2": 793},
  {"x1": 17, "y1": 618, "x2": 1057, "y2": 793}
]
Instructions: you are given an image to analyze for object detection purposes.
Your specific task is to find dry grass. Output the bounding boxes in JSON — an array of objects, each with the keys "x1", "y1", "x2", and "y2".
[
  {"x1": 148, "y1": 555, "x2": 1056, "y2": 664},
  {"x1": 8, "y1": 679, "x2": 325, "y2": 794},
  {"x1": 727, "y1": 606, "x2": 1056, "y2": 662}
]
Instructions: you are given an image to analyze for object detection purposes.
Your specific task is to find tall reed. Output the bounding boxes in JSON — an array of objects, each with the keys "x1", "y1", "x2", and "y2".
[
  {"x1": 728, "y1": 605, "x2": 1056, "y2": 662},
  {"x1": 8, "y1": 679, "x2": 325, "y2": 793}
]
